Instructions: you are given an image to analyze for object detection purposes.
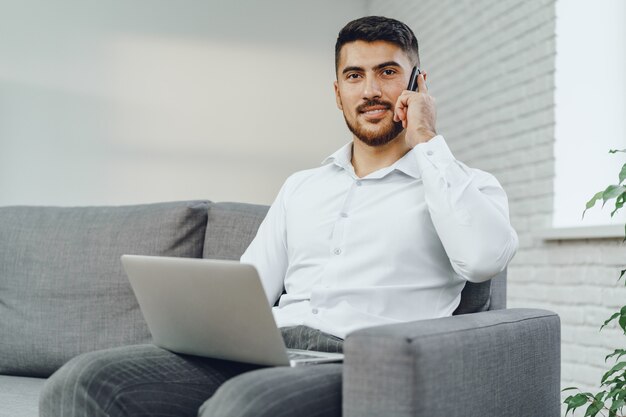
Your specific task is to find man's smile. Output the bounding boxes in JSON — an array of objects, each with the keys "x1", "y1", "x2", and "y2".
[{"x1": 359, "y1": 105, "x2": 391, "y2": 120}]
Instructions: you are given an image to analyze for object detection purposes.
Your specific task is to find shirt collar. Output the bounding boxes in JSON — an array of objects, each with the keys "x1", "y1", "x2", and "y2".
[
  {"x1": 321, "y1": 141, "x2": 421, "y2": 180},
  {"x1": 321, "y1": 141, "x2": 353, "y2": 171},
  {"x1": 393, "y1": 147, "x2": 421, "y2": 179}
]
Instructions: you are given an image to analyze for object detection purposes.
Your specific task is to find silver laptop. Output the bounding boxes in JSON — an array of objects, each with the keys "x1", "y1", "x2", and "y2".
[{"x1": 121, "y1": 254, "x2": 344, "y2": 367}]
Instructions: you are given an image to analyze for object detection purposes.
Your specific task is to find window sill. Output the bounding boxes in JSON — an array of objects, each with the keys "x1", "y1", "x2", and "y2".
[{"x1": 538, "y1": 224, "x2": 625, "y2": 241}]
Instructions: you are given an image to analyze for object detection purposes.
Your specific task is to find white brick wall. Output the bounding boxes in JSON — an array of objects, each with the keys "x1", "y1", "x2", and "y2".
[{"x1": 366, "y1": 1, "x2": 626, "y2": 415}]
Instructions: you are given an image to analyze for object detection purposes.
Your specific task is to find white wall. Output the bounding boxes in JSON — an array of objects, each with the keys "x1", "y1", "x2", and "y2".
[{"x1": 0, "y1": 0, "x2": 367, "y2": 206}]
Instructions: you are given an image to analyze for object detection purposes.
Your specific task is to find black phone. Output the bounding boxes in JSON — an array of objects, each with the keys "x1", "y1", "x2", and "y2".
[{"x1": 407, "y1": 66, "x2": 421, "y2": 92}]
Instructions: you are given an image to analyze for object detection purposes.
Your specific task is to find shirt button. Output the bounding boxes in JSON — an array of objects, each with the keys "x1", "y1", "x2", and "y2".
[
  {"x1": 333, "y1": 248, "x2": 342, "y2": 255},
  {"x1": 340, "y1": 212, "x2": 348, "y2": 218},
  {"x1": 355, "y1": 180, "x2": 362, "y2": 186},
  {"x1": 427, "y1": 150, "x2": 434, "y2": 156},
  {"x1": 312, "y1": 308, "x2": 318, "y2": 315}
]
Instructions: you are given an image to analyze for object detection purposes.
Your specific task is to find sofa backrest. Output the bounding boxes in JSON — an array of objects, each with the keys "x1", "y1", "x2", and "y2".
[
  {"x1": 0, "y1": 199, "x2": 506, "y2": 377},
  {"x1": 203, "y1": 202, "x2": 507, "y2": 314},
  {"x1": 0, "y1": 201, "x2": 210, "y2": 378},
  {"x1": 203, "y1": 202, "x2": 269, "y2": 260},
  {"x1": 452, "y1": 270, "x2": 507, "y2": 315}
]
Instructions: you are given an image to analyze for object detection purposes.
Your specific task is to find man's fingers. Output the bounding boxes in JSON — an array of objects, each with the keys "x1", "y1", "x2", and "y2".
[
  {"x1": 417, "y1": 73, "x2": 428, "y2": 93},
  {"x1": 393, "y1": 107, "x2": 402, "y2": 122},
  {"x1": 394, "y1": 92, "x2": 409, "y2": 121},
  {"x1": 394, "y1": 105, "x2": 406, "y2": 122}
]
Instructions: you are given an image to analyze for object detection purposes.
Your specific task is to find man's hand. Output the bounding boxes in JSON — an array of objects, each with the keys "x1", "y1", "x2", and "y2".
[{"x1": 392, "y1": 72, "x2": 437, "y2": 148}]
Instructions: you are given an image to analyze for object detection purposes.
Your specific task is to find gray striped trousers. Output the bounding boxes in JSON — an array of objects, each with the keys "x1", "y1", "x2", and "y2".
[{"x1": 39, "y1": 326, "x2": 343, "y2": 417}]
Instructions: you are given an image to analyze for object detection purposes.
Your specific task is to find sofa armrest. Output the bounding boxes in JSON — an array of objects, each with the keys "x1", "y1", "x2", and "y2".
[{"x1": 342, "y1": 308, "x2": 560, "y2": 417}]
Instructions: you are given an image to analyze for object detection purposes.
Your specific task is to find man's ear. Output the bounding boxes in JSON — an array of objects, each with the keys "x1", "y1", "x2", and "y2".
[{"x1": 333, "y1": 81, "x2": 343, "y2": 110}]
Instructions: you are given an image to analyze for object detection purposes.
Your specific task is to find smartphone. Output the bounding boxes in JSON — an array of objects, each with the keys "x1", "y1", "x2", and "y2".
[{"x1": 407, "y1": 66, "x2": 421, "y2": 92}]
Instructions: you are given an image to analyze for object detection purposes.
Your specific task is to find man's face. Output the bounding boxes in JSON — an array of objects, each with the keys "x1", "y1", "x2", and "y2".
[{"x1": 334, "y1": 40, "x2": 413, "y2": 147}]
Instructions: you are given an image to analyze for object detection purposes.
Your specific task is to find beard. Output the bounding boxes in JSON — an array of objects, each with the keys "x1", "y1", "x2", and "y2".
[{"x1": 343, "y1": 99, "x2": 404, "y2": 147}]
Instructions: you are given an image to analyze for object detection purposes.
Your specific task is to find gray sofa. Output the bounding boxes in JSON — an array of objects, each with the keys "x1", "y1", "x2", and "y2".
[{"x1": 0, "y1": 200, "x2": 561, "y2": 417}]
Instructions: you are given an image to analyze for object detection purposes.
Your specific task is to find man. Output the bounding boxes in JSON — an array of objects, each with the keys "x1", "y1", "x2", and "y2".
[{"x1": 40, "y1": 16, "x2": 518, "y2": 417}]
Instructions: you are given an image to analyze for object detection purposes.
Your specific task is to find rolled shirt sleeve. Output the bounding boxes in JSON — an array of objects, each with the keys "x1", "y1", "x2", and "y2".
[{"x1": 413, "y1": 135, "x2": 519, "y2": 282}]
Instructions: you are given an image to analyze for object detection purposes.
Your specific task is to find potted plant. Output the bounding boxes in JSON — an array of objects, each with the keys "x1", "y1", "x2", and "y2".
[{"x1": 563, "y1": 149, "x2": 626, "y2": 416}]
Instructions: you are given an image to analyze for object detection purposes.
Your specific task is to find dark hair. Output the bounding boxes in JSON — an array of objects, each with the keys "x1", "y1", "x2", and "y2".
[{"x1": 335, "y1": 16, "x2": 419, "y2": 75}]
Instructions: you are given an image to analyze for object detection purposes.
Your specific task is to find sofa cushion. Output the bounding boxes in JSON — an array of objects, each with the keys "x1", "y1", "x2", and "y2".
[
  {"x1": 203, "y1": 202, "x2": 269, "y2": 260},
  {"x1": 0, "y1": 375, "x2": 45, "y2": 417},
  {"x1": 0, "y1": 201, "x2": 209, "y2": 377},
  {"x1": 453, "y1": 280, "x2": 491, "y2": 315},
  {"x1": 453, "y1": 269, "x2": 507, "y2": 315}
]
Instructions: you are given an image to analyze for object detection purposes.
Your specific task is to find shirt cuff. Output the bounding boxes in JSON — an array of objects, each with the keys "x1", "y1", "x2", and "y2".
[{"x1": 412, "y1": 134, "x2": 456, "y2": 176}]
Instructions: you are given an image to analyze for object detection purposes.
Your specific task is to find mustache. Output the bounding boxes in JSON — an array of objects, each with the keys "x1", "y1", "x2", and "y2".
[{"x1": 356, "y1": 100, "x2": 393, "y2": 113}]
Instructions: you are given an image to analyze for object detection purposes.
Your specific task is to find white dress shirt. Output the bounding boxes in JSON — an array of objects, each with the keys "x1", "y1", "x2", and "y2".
[{"x1": 240, "y1": 135, "x2": 518, "y2": 339}]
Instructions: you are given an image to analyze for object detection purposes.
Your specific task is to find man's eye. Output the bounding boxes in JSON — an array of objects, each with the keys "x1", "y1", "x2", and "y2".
[
  {"x1": 347, "y1": 73, "x2": 361, "y2": 79},
  {"x1": 382, "y1": 69, "x2": 396, "y2": 75}
]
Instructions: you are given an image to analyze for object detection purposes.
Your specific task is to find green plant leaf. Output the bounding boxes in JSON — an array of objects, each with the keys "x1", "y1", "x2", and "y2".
[
  {"x1": 607, "y1": 386, "x2": 623, "y2": 400},
  {"x1": 610, "y1": 398, "x2": 625, "y2": 411},
  {"x1": 583, "y1": 191, "x2": 605, "y2": 219},
  {"x1": 606, "y1": 349, "x2": 626, "y2": 362},
  {"x1": 583, "y1": 392, "x2": 606, "y2": 417},
  {"x1": 619, "y1": 269, "x2": 626, "y2": 284},
  {"x1": 563, "y1": 386, "x2": 581, "y2": 391},
  {"x1": 602, "y1": 375, "x2": 626, "y2": 386},
  {"x1": 619, "y1": 164, "x2": 626, "y2": 184},
  {"x1": 606, "y1": 383, "x2": 626, "y2": 404},
  {"x1": 612, "y1": 192, "x2": 626, "y2": 217},
  {"x1": 610, "y1": 149, "x2": 626, "y2": 154},
  {"x1": 602, "y1": 362, "x2": 626, "y2": 384},
  {"x1": 602, "y1": 185, "x2": 626, "y2": 208},
  {"x1": 565, "y1": 393, "x2": 590, "y2": 416},
  {"x1": 620, "y1": 313, "x2": 626, "y2": 334},
  {"x1": 602, "y1": 312, "x2": 621, "y2": 331},
  {"x1": 617, "y1": 306, "x2": 626, "y2": 334}
]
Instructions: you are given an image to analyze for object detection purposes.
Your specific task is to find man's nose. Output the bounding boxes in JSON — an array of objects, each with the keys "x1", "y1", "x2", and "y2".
[{"x1": 362, "y1": 76, "x2": 382, "y2": 100}]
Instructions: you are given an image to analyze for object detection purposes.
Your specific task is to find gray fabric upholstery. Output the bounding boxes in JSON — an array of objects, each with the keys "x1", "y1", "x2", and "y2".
[
  {"x1": 0, "y1": 375, "x2": 45, "y2": 417},
  {"x1": 203, "y1": 202, "x2": 269, "y2": 260},
  {"x1": 453, "y1": 269, "x2": 507, "y2": 315},
  {"x1": 489, "y1": 268, "x2": 507, "y2": 310},
  {"x1": 453, "y1": 280, "x2": 491, "y2": 315},
  {"x1": 0, "y1": 201, "x2": 209, "y2": 377},
  {"x1": 342, "y1": 308, "x2": 561, "y2": 417},
  {"x1": 0, "y1": 200, "x2": 554, "y2": 417}
]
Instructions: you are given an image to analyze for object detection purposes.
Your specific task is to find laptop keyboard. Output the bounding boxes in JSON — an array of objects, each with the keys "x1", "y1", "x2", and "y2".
[{"x1": 288, "y1": 351, "x2": 322, "y2": 360}]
